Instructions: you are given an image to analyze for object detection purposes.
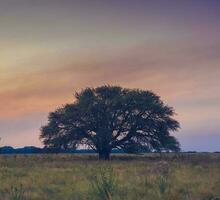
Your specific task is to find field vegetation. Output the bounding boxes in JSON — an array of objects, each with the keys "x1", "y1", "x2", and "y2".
[{"x1": 0, "y1": 153, "x2": 220, "y2": 200}]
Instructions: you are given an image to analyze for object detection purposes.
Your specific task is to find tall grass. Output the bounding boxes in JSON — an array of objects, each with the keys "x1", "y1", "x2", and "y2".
[
  {"x1": 9, "y1": 185, "x2": 25, "y2": 200},
  {"x1": 0, "y1": 154, "x2": 220, "y2": 199},
  {"x1": 88, "y1": 166, "x2": 119, "y2": 200},
  {"x1": 155, "y1": 175, "x2": 170, "y2": 197}
]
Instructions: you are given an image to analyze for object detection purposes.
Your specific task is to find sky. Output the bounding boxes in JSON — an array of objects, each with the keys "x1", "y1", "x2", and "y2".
[{"x1": 0, "y1": 0, "x2": 220, "y2": 151}]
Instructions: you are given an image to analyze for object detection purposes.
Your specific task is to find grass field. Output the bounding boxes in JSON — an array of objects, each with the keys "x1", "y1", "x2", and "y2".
[{"x1": 0, "y1": 153, "x2": 220, "y2": 200}]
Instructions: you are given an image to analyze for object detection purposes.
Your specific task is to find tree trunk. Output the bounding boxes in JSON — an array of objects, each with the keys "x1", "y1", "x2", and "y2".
[{"x1": 98, "y1": 151, "x2": 111, "y2": 160}]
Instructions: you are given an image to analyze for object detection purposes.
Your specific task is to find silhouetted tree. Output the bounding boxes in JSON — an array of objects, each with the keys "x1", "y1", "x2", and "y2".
[{"x1": 40, "y1": 86, "x2": 180, "y2": 160}]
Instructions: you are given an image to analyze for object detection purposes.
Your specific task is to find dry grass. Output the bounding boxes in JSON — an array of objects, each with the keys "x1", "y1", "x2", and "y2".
[{"x1": 0, "y1": 153, "x2": 220, "y2": 200}]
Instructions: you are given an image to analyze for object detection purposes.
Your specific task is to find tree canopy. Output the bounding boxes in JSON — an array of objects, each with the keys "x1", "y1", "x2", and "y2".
[{"x1": 40, "y1": 86, "x2": 180, "y2": 160}]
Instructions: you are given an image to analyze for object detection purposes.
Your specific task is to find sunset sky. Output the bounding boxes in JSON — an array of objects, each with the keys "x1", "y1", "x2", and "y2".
[{"x1": 0, "y1": 0, "x2": 220, "y2": 151}]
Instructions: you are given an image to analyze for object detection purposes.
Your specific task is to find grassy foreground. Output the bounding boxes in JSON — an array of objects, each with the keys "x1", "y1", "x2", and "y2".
[{"x1": 0, "y1": 153, "x2": 220, "y2": 200}]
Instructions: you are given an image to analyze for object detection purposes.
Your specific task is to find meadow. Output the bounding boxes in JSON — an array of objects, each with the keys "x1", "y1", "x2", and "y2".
[{"x1": 0, "y1": 153, "x2": 220, "y2": 200}]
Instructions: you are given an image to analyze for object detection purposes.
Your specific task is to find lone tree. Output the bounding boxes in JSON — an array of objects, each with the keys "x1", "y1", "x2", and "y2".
[{"x1": 40, "y1": 86, "x2": 180, "y2": 160}]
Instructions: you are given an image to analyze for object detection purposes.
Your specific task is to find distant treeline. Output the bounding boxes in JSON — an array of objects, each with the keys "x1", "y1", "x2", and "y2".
[
  {"x1": 0, "y1": 146, "x2": 125, "y2": 154},
  {"x1": 1, "y1": 146, "x2": 219, "y2": 154}
]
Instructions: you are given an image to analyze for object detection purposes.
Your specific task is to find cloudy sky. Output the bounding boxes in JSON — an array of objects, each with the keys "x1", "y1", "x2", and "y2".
[{"x1": 0, "y1": 0, "x2": 220, "y2": 151}]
